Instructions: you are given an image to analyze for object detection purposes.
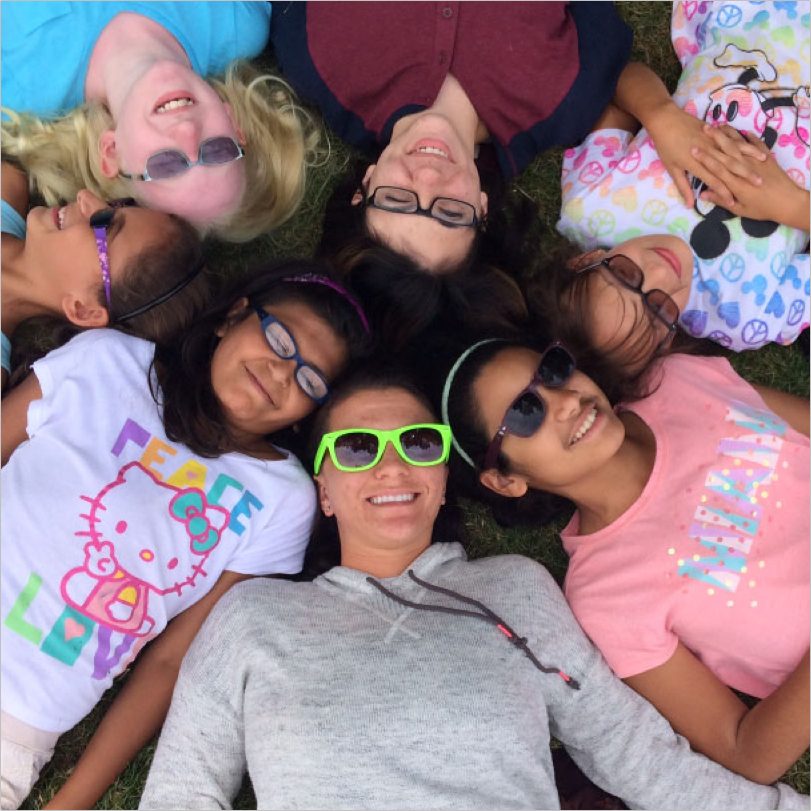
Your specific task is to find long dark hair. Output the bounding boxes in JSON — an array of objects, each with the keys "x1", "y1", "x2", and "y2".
[
  {"x1": 153, "y1": 259, "x2": 373, "y2": 458},
  {"x1": 298, "y1": 361, "x2": 466, "y2": 580},
  {"x1": 7, "y1": 213, "x2": 208, "y2": 389}
]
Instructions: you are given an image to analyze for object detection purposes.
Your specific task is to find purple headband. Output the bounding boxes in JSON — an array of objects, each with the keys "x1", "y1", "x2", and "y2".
[{"x1": 283, "y1": 274, "x2": 371, "y2": 335}]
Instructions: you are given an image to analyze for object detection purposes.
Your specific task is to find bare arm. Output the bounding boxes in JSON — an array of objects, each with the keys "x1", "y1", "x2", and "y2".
[
  {"x1": 1, "y1": 372, "x2": 42, "y2": 463},
  {"x1": 612, "y1": 62, "x2": 766, "y2": 207},
  {"x1": 624, "y1": 643, "x2": 809, "y2": 784},
  {"x1": 751, "y1": 384, "x2": 810, "y2": 437},
  {"x1": 43, "y1": 570, "x2": 250, "y2": 810}
]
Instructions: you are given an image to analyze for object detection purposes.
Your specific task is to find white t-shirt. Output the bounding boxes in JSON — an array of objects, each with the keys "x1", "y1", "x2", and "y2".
[
  {"x1": 558, "y1": 0, "x2": 810, "y2": 351},
  {"x1": 1, "y1": 330, "x2": 316, "y2": 734}
]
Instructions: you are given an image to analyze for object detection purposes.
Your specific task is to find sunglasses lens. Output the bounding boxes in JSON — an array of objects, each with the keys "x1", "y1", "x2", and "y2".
[
  {"x1": 607, "y1": 256, "x2": 643, "y2": 288},
  {"x1": 89, "y1": 208, "x2": 116, "y2": 229},
  {"x1": 646, "y1": 290, "x2": 680, "y2": 327},
  {"x1": 504, "y1": 391, "x2": 545, "y2": 437},
  {"x1": 539, "y1": 344, "x2": 576, "y2": 388},
  {"x1": 400, "y1": 427, "x2": 446, "y2": 463},
  {"x1": 146, "y1": 151, "x2": 189, "y2": 180},
  {"x1": 334, "y1": 432, "x2": 380, "y2": 469},
  {"x1": 200, "y1": 137, "x2": 242, "y2": 164}
]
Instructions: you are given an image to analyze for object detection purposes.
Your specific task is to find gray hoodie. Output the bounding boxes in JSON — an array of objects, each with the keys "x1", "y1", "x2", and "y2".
[{"x1": 140, "y1": 544, "x2": 806, "y2": 810}]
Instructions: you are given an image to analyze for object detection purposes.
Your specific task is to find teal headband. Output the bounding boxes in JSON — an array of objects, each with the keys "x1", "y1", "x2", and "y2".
[{"x1": 440, "y1": 338, "x2": 504, "y2": 468}]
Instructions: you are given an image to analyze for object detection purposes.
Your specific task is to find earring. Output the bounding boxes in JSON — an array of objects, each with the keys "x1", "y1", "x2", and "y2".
[{"x1": 322, "y1": 500, "x2": 333, "y2": 516}]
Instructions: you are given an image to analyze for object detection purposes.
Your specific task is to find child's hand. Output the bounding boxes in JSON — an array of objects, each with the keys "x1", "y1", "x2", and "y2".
[
  {"x1": 693, "y1": 129, "x2": 809, "y2": 230},
  {"x1": 645, "y1": 101, "x2": 764, "y2": 208}
]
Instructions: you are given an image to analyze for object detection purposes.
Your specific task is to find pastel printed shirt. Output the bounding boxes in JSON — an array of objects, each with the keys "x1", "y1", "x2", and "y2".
[
  {"x1": 558, "y1": 0, "x2": 810, "y2": 351},
  {"x1": 562, "y1": 354, "x2": 809, "y2": 698},
  {"x1": 1, "y1": 330, "x2": 316, "y2": 734}
]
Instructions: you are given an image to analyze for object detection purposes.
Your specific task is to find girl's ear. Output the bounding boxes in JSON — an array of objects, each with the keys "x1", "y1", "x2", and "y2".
[
  {"x1": 315, "y1": 476, "x2": 333, "y2": 516},
  {"x1": 566, "y1": 248, "x2": 605, "y2": 272},
  {"x1": 351, "y1": 165, "x2": 376, "y2": 206},
  {"x1": 98, "y1": 131, "x2": 120, "y2": 179},
  {"x1": 62, "y1": 295, "x2": 110, "y2": 328},
  {"x1": 478, "y1": 468, "x2": 528, "y2": 499},
  {"x1": 215, "y1": 297, "x2": 250, "y2": 338}
]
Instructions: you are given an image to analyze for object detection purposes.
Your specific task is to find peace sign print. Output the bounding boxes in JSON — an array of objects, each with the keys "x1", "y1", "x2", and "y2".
[
  {"x1": 579, "y1": 161, "x2": 605, "y2": 185},
  {"x1": 720, "y1": 253, "x2": 745, "y2": 283},
  {"x1": 742, "y1": 318, "x2": 770, "y2": 345},
  {"x1": 787, "y1": 298, "x2": 806, "y2": 326},
  {"x1": 587, "y1": 209, "x2": 616, "y2": 238},
  {"x1": 616, "y1": 148, "x2": 642, "y2": 174},
  {"x1": 641, "y1": 199, "x2": 669, "y2": 226},
  {"x1": 716, "y1": 4, "x2": 743, "y2": 27}
]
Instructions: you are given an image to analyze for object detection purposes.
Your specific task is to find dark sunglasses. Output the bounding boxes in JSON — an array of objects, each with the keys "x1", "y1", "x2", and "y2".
[
  {"x1": 577, "y1": 254, "x2": 680, "y2": 342},
  {"x1": 313, "y1": 424, "x2": 452, "y2": 474},
  {"x1": 88, "y1": 199, "x2": 203, "y2": 323},
  {"x1": 118, "y1": 137, "x2": 245, "y2": 182},
  {"x1": 481, "y1": 342, "x2": 576, "y2": 470}
]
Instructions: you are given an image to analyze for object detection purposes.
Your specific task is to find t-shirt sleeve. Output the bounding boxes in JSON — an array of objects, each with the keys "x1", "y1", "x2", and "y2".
[
  {"x1": 564, "y1": 562, "x2": 680, "y2": 679},
  {"x1": 558, "y1": 128, "x2": 635, "y2": 249},
  {"x1": 222, "y1": 463, "x2": 316, "y2": 576},
  {"x1": 27, "y1": 330, "x2": 115, "y2": 439}
]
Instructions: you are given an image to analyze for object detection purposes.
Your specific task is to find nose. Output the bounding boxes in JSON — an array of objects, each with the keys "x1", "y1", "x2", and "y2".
[
  {"x1": 167, "y1": 119, "x2": 202, "y2": 161},
  {"x1": 545, "y1": 386, "x2": 584, "y2": 422},
  {"x1": 373, "y1": 441, "x2": 409, "y2": 478}
]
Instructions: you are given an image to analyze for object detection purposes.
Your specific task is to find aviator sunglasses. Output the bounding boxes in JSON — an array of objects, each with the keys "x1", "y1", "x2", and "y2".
[
  {"x1": 314, "y1": 424, "x2": 452, "y2": 475},
  {"x1": 118, "y1": 137, "x2": 245, "y2": 182},
  {"x1": 481, "y1": 343, "x2": 576, "y2": 470}
]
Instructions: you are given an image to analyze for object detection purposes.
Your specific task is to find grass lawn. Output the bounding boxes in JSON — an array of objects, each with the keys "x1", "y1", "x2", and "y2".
[{"x1": 22, "y1": 3, "x2": 809, "y2": 808}]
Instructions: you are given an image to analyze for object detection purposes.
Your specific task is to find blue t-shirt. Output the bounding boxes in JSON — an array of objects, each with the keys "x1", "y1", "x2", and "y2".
[
  {"x1": 2, "y1": 1, "x2": 272, "y2": 117},
  {"x1": 1, "y1": 199, "x2": 26, "y2": 373}
]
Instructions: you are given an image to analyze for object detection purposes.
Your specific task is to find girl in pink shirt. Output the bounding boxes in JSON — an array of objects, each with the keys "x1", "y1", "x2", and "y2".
[{"x1": 437, "y1": 336, "x2": 809, "y2": 785}]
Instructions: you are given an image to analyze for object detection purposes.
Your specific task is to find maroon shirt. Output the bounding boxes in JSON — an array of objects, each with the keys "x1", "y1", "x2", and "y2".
[{"x1": 271, "y1": 1, "x2": 632, "y2": 177}]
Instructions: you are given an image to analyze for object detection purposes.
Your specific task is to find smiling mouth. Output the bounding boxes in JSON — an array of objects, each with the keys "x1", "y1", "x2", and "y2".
[
  {"x1": 569, "y1": 405, "x2": 598, "y2": 446},
  {"x1": 245, "y1": 366, "x2": 276, "y2": 407},
  {"x1": 154, "y1": 96, "x2": 195, "y2": 114},
  {"x1": 408, "y1": 139, "x2": 453, "y2": 161},
  {"x1": 54, "y1": 206, "x2": 67, "y2": 230},
  {"x1": 653, "y1": 248, "x2": 682, "y2": 280},
  {"x1": 368, "y1": 493, "x2": 418, "y2": 505}
]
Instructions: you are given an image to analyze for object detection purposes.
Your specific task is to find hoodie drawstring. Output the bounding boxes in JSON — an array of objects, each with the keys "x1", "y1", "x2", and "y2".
[{"x1": 366, "y1": 569, "x2": 580, "y2": 690}]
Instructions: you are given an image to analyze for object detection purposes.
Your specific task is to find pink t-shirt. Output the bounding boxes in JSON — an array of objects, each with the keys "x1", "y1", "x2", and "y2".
[{"x1": 561, "y1": 354, "x2": 809, "y2": 698}]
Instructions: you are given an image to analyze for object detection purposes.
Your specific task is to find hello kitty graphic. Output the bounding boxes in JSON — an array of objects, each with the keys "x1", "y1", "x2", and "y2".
[{"x1": 61, "y1": 462, "x2": 230, "y2": 636}]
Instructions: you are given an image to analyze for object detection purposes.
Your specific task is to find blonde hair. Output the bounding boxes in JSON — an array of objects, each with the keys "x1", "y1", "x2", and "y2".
[{"x1": 2, "y1": 61, "x2": 322, "y2": 242}]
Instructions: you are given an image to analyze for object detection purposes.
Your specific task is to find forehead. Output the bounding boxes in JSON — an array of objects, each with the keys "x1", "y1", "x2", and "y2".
[
  {"x1": 328, "y1": 387, "x2": 434, "y2": 431},
  {"x1": 366, "y1": 212, "x2": 473, "y2": 272}
]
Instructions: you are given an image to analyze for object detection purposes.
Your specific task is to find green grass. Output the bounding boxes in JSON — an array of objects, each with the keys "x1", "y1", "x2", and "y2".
[{"x1": 22, "y1": 3, "x2": 809, "y2": 807}]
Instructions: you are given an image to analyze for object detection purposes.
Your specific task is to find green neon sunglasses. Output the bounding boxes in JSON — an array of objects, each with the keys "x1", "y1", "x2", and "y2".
[{"x1": 314, "y1": 424, "x2": 452, "y2": 474}]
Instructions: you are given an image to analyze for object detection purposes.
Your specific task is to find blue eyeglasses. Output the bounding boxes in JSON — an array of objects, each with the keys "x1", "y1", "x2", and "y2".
[{"x1": 252, "y1": 305, "x2": 330, "y2": 404}]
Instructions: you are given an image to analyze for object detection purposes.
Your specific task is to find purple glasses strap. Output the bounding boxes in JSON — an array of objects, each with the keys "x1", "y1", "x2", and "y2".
[{"x1": 92, "y1": 227, "x2": 113, "y2": 308}]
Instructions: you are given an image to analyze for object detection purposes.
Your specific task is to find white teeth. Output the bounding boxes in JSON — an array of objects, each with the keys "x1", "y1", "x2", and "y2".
[
  {"x1": 570, "y1": 406, "x2": 597, "y2": 446},
  {"x1": 416, "y1": 146, "x2": 448, "y2": 158},
  {"x1": 155, "y1": 97, "x2": 194, "y2": 113},
  {"x1": 57, "y1": 207, "x2": 66, "y2": 230},
  {"x1": 369, "y1": 493, "x2": 416, "y2": 505}
]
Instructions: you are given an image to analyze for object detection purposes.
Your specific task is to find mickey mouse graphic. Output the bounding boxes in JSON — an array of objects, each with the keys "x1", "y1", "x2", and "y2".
[{"x1": 689, "y1": 44, "x2": 808, "y2": 260}]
